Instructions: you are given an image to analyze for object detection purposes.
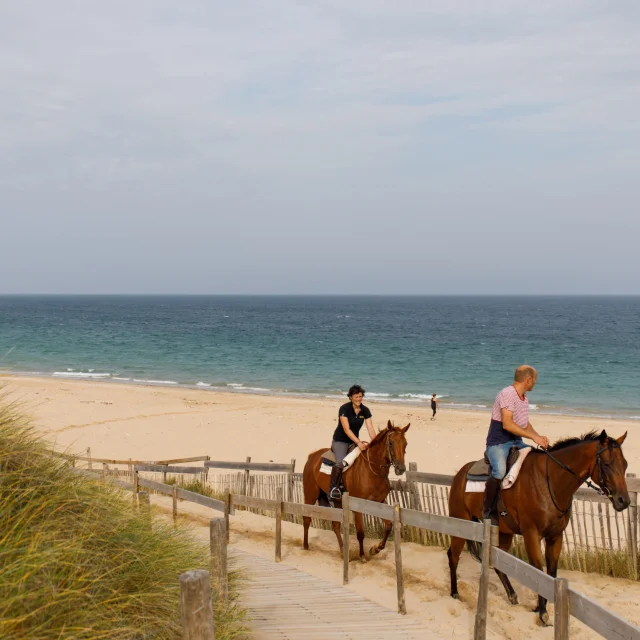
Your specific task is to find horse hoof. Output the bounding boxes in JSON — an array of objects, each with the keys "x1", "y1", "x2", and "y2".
[
  {"x1": 360, "y1": 555, "x2": 368, "y2": 564},
  {"x1": 369, "y1": 546, "x2": 379, "y2": 556},
  {"x1": 508, "y1": 594, "x2": 519, "y2": 605},
  {"x1": 451, "y1": 592, "x2": 460, "y2": 600},
  {"x1": 538, "y1": 612, "x2": 550, "y2": 627}
]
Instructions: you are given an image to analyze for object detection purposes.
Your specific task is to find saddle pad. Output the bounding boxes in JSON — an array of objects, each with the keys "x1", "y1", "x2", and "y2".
[
  {"x1": 464, "y1": 447, "x2": 532, "y2": 492},
  {"x1": 320, "y1": 446, "x2": 362, "y2": 475}
]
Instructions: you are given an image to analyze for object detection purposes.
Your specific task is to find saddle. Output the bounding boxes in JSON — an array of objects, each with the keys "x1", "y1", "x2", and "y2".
[
  {"x1": 320, "y1": 444, "x2": 358, "y2": 476},
  {"x1": 466, "y1": 446, "x2": 521, "y2": 482}
]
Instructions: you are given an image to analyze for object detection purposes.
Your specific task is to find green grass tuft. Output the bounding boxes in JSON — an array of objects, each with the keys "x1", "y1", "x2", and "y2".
[{"x1": 0, "y1": 394, "x2": 248, "y2": 639}]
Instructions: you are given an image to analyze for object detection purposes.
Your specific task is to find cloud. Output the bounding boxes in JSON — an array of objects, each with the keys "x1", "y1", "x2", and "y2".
[{"x1": 0, "y1": 1, "x2": 639, "y2": 292}]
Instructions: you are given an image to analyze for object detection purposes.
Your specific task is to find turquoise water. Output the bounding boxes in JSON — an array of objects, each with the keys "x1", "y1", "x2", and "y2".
[{"x1": 0, "y1": 295, "x2": 639, "y2": 419}]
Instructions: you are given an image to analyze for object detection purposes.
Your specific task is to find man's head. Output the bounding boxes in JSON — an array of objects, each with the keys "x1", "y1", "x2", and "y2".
[
  {"x1": 348, "y1": 384, "x2": 365, "y2": 403},
  {"x1": 514, "y1": 365, "x2": 537, "y2": 392}
]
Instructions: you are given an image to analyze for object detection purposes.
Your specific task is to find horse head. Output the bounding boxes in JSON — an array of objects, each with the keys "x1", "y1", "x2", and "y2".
[
  {"x1": 384, "y1": 419, "x2": 410, "y2": 476},
  {"x1": 592, "y1": 430, "x2": 630, "y2": 512}
]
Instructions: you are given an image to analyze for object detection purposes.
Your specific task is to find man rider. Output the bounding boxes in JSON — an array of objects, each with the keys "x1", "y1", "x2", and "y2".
[
  {"x1": 328, "y1": 384, "x2": 376, "y2": 500},
  {"x1": 483, "y1": 365, "x2": 550, "y2": 525}
]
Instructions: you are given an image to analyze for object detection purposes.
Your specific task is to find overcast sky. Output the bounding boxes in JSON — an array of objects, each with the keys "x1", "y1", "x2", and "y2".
[{"x1": 1, "y1": 1, "x2": 639, "y2": 294}]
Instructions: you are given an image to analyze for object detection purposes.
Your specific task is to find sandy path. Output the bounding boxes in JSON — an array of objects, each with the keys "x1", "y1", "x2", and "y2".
[{"x1": 153, "y1": 496, "x2": 640, "y2": 640}]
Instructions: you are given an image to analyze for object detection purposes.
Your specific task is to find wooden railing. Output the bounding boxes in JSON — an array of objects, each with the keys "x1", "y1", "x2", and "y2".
[{"x1": 72, "y1": 461, "x2": 640, "y2": 640}]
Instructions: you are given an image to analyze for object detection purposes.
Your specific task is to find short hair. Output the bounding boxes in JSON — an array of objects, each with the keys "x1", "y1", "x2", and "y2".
[
  {"x1": 348, "y1": 384, "x2": 366, "y2": 397},
  {"x1": 514, "y1": 365, "x2": 537, "y2": 382}
]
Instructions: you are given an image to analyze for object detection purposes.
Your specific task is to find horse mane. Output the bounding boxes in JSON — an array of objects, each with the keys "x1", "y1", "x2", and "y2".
[
  {"x1": 370, "y1": 424, "x2": 398, "y2": 446},
  {"x1": 543, "y1": 430, "x2": 601, "y2": 453}
]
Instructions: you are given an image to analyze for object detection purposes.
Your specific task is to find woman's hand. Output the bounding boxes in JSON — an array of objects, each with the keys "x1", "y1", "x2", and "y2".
[{"x1": 358, "y1": 441, "x2": 369, "y2": 451}]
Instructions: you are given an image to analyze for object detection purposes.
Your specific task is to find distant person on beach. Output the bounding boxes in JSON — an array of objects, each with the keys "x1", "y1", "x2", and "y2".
[
  {"x1": 328, "y1": 384, "x2": 376, "y2": 500},
  {"x1": 482, "y1": 365, "x2": 550, "y2": 525},
  {"x1": 430, "y1": 393, "x2": 439, "y2": 421}
]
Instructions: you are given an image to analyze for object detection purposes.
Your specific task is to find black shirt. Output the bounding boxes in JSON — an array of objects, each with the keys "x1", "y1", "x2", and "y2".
[{"x1": 332, "y1": 402, "x2": 372, "y2": 444}]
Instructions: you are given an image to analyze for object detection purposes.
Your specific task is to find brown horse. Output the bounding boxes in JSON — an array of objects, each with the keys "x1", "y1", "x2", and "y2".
[
  {"x1": 447, "y1": 430, "x2": 630, "y2": 625},
  {"x1": 302, "y1": 421, "x2": 410, "y2": 561}
]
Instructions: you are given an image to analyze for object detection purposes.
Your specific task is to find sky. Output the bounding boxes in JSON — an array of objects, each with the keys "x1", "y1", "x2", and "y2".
[{"x1": 1, "y1": 1, "x2": 639, "y2": 295}]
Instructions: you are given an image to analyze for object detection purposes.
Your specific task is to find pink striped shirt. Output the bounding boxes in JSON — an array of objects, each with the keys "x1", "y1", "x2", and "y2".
[{"x1": 492, "y1": 385, "x2": 529, "y2": 428}]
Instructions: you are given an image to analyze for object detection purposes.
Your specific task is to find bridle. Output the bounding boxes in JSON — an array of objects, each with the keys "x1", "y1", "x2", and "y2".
[
  {"x1": 542, "y1": 440, "x2": 618, "y2": 515},
  {"x1": 363, "y1": 430, "x2": 399, "y2": 478}
]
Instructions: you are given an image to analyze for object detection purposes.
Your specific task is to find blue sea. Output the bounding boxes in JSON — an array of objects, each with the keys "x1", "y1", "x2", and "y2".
[{"x1": 0, "y1": 296, "x2": 639, "y2": 419}]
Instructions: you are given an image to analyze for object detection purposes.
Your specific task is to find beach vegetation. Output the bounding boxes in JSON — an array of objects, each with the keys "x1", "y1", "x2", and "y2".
[{"x1": 0, "y1": 395, "x2": 248, "y2": 639}]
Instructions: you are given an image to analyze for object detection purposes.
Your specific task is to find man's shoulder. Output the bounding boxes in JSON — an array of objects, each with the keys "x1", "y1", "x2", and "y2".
[{"x1": 497, "y1": 385, "x2": 517, "y2": 399}]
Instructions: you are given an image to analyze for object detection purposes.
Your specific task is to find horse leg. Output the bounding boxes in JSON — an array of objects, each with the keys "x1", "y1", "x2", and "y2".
[
  {"x1": 494, "y1": 533, "x2": 519, "y2": 605},
  {"x1": 544, "y1": 534, "x2": 563, "y2": 592},
  {"x1": 332, "y1": 519, "x2": 344, "y2": 553},
  {"x1": 522, "y1": 530, "x2": 549, "y2": 625},
  {"x1": 369, "y1": 518, "x2": 392, "y2": 556},
  {"x1": 447, "y1": 536, "x2": 466, "y2": 599},
  {"x1": 303, "y1": 516, "x2": 311, "y2": 551},
  {"x1": 354, "y1": 512, "x2": 367, "y2": 562},
  {"x1": 303, "y1": 470, "x2": 322, "y2": 551}
]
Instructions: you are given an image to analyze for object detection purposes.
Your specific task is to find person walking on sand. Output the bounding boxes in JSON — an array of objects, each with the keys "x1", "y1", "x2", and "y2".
[
  {"x1": 430, "y1": 393, "x2": 439, "y2": 421},
  {"x1": 482, "y1": 365, "x2": 550, "y2": 525},
  {"x1": 328, "y1": 384, "x2": 376, "y2": 500}
]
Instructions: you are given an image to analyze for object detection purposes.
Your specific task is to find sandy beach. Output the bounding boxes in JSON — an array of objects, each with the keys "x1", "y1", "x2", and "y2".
[
  {"x1": 4, "y1": 375, "x2": 637, "y2": 476},
  {"x1": 3, "y1": 374, "x2": 639, "y2": 639}
]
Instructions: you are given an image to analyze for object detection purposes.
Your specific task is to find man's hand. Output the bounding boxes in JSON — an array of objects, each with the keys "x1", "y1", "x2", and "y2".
[
  {"x1": 534, "y1": 434, "x2": 550, "y2": 449},
  {"x1": 358, "y1": 441, "x2": 369, "y2": 451}
]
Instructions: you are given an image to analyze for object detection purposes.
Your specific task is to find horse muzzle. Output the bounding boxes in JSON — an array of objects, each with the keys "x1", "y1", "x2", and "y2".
[
  {"x1": 394, "y1": 463, "x2": 406, "y2": 476},
  {"x1": 611, "y1": 493, "x2": 631, "y2": 512}
]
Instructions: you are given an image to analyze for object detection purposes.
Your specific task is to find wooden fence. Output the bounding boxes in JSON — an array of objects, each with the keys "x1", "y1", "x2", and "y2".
[{"x1": 70, "y1": 457, "x2": 640, "y2": 640}]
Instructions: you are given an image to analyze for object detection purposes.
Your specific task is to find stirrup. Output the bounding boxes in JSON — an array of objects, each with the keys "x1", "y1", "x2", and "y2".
[{"x1": 329, "y1": 486, "x2": 342, "y2": 500}]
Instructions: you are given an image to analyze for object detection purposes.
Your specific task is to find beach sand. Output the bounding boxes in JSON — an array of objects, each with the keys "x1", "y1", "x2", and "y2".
[
  {"x1": 3, "y1": 375, "x2": 637, "y2": 475},
  {"x1": 3, "y1": 375, "x2": 639, "y2": 639}
]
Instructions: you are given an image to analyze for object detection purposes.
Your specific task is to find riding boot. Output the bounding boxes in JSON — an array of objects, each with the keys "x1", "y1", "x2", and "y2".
[
  {"x1": 328, "y1": 464, "x2": 344, "y2": 500},
  {"x1": 482, "y1": 476, "x2": 501, "y2": 526}
]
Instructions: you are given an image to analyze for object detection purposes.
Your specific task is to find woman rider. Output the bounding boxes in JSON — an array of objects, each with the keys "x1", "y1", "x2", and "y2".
[{"x1": 328, "y1": 384, "x2": 376, "y2": 500}]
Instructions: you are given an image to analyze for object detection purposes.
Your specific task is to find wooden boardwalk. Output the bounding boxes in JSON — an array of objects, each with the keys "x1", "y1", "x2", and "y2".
[{"x1": 233, "y1": 551, "x2": 441, "y2": 640}]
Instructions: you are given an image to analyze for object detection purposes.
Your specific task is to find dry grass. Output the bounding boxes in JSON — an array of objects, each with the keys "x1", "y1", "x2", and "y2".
[{"x1": 0, "y1": 395, "x2": 248, "y2": 640}]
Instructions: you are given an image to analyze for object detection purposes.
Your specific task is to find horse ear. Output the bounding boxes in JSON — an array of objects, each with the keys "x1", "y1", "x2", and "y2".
[
  {"x1": 617, "y1": 432, "x2": 627, "y2": 445},
  {"x1": 599, "y1": 429, "x2": 608, "y2": 443},
  {"x1": 386, "y1": 419, "x2": 393, "y2": 430},
  {"x1": 402, "y1": 423, "x2": 410, "y2": 433}
]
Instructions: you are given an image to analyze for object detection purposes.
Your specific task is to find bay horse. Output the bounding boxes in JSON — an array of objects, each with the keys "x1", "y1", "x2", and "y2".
[
  {"x1": 302, "y1": 421, "x2": 410, "y2": 561},
  {"x1": 447, "y1": 430, "x2": 630, "y2": 625}
]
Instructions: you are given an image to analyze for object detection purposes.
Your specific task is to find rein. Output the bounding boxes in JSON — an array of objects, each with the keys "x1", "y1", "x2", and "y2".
[
  {"x1": 541, "y1": 442, "x2": 614, "y2": 515},
  {"x1": 363, "y1": 431, "x2": 394, "y2": 478}
]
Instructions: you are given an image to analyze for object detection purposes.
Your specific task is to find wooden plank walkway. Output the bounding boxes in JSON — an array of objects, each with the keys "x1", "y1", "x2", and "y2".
[{"x1": 233, "y1": 551, "x2": 442, "y2": 640}]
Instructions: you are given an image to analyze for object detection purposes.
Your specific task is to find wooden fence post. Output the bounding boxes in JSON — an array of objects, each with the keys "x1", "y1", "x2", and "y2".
[
  {"x1": 224, "y1": 489, "x2": 231, "y2": 544},
  {"x1": 133, "y1": 470, "x2": 139, "y2": 505},
  {"x1": 627, "y1": 473, "x2": 638, "y2": 580},
  {"x1": 179, "y1": 569, "x2": 215, "y2": 640},
  {"x1": 138, "y1": 491, "x2": 151, "y2": 526},
  {"x1": 173, "y1": 484, "x2": 179, "y2": 519},
  {"x1": 474, "y1": 519, "x2": 496, "y2": 640},
  {"x1": 87, "y1": 447, "x2": 92, "y2": 470},
  {"x1": 128, "y1": 457, "x2": 132, "y2": 481},
  {"x1": 275, "y1": 487, "x2": 283, "y2": 562},
  {"x1": 244, "y1": 457, "x2": 251, "y2": 496},
  {"x1": 210, "y1": 518, "x2": 228, "y2": 602},
  {"x1": 554, "y1": 577, "x2": 570, "y2": 640},
  {"x1": 342, "y1": 492, "x2": 350, "y2": 585},
  {"x1": 287, "y1": 458, "x2": 296, "y2": 521},
  {"x1": 393, "y1": 504, "x2": 406, "y2": 614}
]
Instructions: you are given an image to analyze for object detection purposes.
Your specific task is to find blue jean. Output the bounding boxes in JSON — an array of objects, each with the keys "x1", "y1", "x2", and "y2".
[{"x1": 485, "y1": 439, "x2": 528, "y2": 479}]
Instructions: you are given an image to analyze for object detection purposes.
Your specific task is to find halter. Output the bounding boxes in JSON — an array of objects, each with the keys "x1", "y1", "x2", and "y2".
[
  {"x1": 363, "y1": 430, "x2": 397, "y2": 478},
  {"x1": 542, "y1": 440, "x2": 618, "y2": 515}
]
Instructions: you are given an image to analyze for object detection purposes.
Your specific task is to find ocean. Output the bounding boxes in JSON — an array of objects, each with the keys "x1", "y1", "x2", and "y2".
[{"x1": 0, "y1": 295, "x2": 638, "y2": 419}]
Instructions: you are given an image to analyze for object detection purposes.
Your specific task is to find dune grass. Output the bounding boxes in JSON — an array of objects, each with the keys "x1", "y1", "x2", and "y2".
[{"x1": 0, "y1": 396, "x2": 248, "y2": 639}]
